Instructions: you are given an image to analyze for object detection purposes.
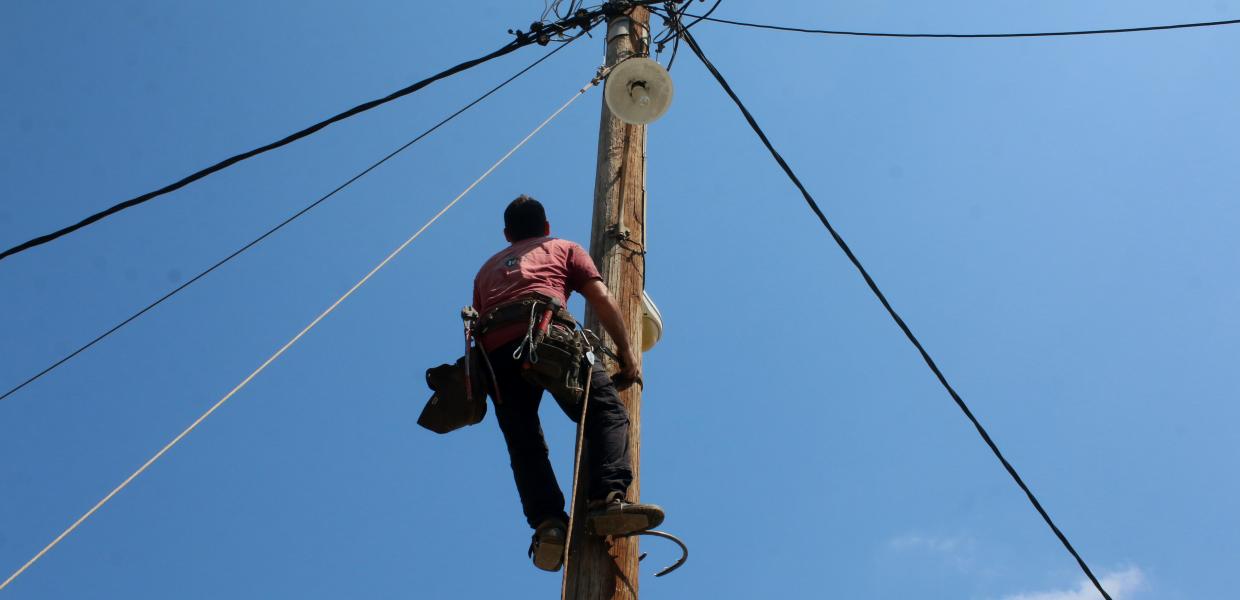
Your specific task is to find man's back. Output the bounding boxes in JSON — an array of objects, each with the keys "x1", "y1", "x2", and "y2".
[{"x1": 473, "y1": 236, "x2": 600, "y2": 349}]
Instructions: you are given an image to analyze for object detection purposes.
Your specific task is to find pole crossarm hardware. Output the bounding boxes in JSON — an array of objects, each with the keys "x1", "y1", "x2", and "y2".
[
  {"x1": 0, "y1": 0, "x2": 674, "y2": 263},
  {"x1": 0, "y1": 70, "x2": 604, "y2": 593}
]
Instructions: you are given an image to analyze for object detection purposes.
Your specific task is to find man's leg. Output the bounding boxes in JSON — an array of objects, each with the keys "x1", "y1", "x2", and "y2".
[
  {"x1": 580, "y1": 361, "x2": 633, "y2": 500},
  {"x1": 489, "y1": 343, "x2": 569, "y2": 529},
  {"x1": 556, "y1": 361, "x2": 663, "y2": 536}
]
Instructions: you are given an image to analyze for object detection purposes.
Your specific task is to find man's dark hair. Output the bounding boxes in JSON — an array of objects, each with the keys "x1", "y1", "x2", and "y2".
[{"x1": 504, "y1": 195, "x2": 548, "y2": 241}]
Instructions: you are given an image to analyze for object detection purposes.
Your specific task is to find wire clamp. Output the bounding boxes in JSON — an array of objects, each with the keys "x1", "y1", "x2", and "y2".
[{"x1": 591, "y1": 64, "x2": 615, "y2": 87}]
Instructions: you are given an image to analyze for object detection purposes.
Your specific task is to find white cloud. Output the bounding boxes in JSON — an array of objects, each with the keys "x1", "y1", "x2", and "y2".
[
  {"x1": 1000, "y1": 567, "x2": 1146, "y2": 600},
  {"x1": 886, "y1": 533, "x2": 977, "y2": 572},
  {"x1": 888, "y1": 534, "x2": 970, "y2": 554}
]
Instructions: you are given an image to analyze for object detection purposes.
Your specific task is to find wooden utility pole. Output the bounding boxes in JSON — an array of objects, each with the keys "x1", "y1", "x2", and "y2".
[{"x1": 565, "y1": 5, "x2": 650, "y2": 600}]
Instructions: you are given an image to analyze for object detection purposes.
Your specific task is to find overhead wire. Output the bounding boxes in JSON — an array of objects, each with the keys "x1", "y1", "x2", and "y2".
[
  {"x1": 0, "y1": 66, "x2": 607, "y2": 592},
  {"x1": 543, "y1": 0, "x2": 581, "y2": 22},
  {"x1": 670, "y1": 1, "x2": 722, "y2": 35},
  {"x1": 670, "y1": 11, "x2": 1240, "y2": 38},
  {"x1": 652, "y1": 2, "x2": 689, "y2": 70},
  {"x1": 0, "y1": 40, "x2": 527, "y2": 262},
  {"x1": 0, "y1": 6, "x2": 611, "y2": 263},
  {"x1": 542, "y1": 1, "x2": 578, "y2": 35},
  {"x1": 672, "y1": 22, "x2": 1115, "y2": 600},
  {"x1": 652, "y1": 0, "x2": 723, "y2": 71},
  {"x1": 0, "y1": 29, "x2": 593, "y2": 404}
]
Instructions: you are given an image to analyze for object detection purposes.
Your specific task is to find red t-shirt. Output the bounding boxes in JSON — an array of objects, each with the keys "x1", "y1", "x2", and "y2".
[{"x1": 473, "y1": 236, "x2": 602, "y2": 350}]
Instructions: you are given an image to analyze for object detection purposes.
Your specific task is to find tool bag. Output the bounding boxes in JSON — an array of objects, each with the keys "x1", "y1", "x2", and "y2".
[
  {"x1": 479, "y1": 294, "x2": 588, "y2": 406},
  {"x1": 520, "y1": 320, "x2": 587, "y2": 406},
  {"x1": 417, "y1": 353, "x2": 488, "y2": 434},
  {"x1": 418, "y1": 307, "x2": 492, "y2": 435}
]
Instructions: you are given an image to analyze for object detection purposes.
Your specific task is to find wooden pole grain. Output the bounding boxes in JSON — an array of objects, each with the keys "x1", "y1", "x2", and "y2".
[{"x1": 565, "y1": 6, "x2": 650, "y2": 600}]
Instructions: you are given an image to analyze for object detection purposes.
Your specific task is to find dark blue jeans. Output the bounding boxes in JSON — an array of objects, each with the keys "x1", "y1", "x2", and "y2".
[{"x1": 487, "y1": 340, "x2": 633, "y2": 529}]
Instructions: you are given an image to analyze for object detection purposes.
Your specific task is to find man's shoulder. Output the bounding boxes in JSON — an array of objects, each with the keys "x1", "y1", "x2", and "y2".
[
  {"x1": 478, "y1": 244, "x2": 515, "y2": 268},
  {"x1": 485, "y1": 237, "x2": 582, "y2": 259},
  {"x1": 544, "y1": 237, "x2": 586, "y2": 252},
  {"x1": 475, "y1": 237, "x2": 586, "y2": 273}
]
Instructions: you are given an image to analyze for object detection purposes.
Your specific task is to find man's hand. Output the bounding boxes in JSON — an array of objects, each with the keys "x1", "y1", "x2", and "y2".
[
  {"x1": 612, "y1": 349, "x2": 643, "y2": 391},
  {"x1": 579, "y1": 280, "x2": 642, "y2": 391}
]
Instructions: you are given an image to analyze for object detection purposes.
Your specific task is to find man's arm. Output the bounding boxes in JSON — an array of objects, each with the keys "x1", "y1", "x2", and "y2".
[{"x1": 578, "y1": 279, "x2": 641, "y2": 390}]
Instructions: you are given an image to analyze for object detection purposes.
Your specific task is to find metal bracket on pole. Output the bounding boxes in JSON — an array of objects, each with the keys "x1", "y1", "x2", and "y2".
[
  {"x1": 606, "y1": 12, "x2": 651, "y2": 58},
  {"x1": 606, "y1": 223, "x2": 633, "y2": 241},
  {"x1": 607, "y1": 17, "x2": 632, "y2": 42}
]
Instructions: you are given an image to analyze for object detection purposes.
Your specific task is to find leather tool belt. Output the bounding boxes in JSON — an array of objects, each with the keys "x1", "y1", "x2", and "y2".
[
  {"x1": 475, "y1": 293, "x2": 577, "y2": 337},
  {"x1": 482, "y1": 294, "x2": 587, "y2": 406}
]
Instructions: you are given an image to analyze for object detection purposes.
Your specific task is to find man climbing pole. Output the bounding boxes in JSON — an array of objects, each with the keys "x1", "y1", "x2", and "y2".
[{"x1": 472, "y1": 194, "x2": 664, "y2": 572}]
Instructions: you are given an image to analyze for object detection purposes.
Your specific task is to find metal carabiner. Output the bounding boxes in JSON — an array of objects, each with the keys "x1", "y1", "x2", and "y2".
[
  {"x1": 582, "y1": 328, "x2": 619, "y2": 365},
  {"x1": 512, "y1": 303, "x2": 540, "y2": 361},
  {"x1": 577, "y1": 327, "x2": 596, "y2": 366}
]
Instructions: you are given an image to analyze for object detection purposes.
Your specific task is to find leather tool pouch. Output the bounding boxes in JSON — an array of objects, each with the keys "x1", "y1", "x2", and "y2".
[
  {"x1": 521, "y1": 321, "x2": 586, "y2": 406},
  {"x1": 418, "y1": 353, "x2": 487, "y2": 434},
  {"x1": 474, "y1": 294, "x2": 587, "y2": 405}
]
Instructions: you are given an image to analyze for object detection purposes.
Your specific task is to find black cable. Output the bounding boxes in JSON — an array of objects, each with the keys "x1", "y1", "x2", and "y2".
[
  {"x1": 675, "y1": 24, "x2": 1115, "y2": 600},
  {"x1": 652, "y1": 3, "x2": 682, "y2": 46},
  {"x1": 0, "y1": 29, "x2": 592, "y2": 403},
  {"x1": 663, "y1": 4, "x2": 688, "y2": 70},
  {"x1": 666, "y1": 1, "x2": 704, "y2": 70},
  {"x1": 0, "y1": 0, "x2": 637, "y2": 265},
  {"x1": 665, "y1": 27, "x2": 682, "y2": 70},
  {"x1": 0, "y1": 40, "x2": 531, "y2": 263},
  {"x1": 672, "y1": 1, "x2": 722, "y2": 34},
  {"x1": 676, "y1": 12, "x2": 1240, "y2": 38},
  {"x1": 651, "y1": 1, "x2": 721, "y2": 71}
]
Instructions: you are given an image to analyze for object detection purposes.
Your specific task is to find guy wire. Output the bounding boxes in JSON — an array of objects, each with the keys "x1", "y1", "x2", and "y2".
[
  {"x1": 0, "y1": 28, "x2": 593, "y2": 404},
  {"x1": 0, "y1": 67, "x2": 606, "y2": 592},
  {"x1": 673, "y1": 22, "x2": 1115, "y2": 600}
]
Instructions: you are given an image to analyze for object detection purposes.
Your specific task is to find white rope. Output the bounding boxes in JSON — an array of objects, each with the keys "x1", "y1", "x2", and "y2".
[
  {"x1": 0, "y1": 73, "x2": 604, "y2": 592},
  {"x1": 559, "y1": 358, "x2": 594, "y2": 599}
]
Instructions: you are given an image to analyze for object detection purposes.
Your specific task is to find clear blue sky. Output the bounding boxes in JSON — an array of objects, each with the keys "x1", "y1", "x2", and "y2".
[{"x1": 2, "y1": 1, "x2": 1237, "y2": 598}]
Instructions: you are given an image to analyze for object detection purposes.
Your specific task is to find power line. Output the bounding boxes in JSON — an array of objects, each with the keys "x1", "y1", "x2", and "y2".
[
  {"x1": 0, "y1": 66, "x2": 604, "y2": 592},
  {"x1": 0, "y1": 6, "x2": 616, "y2": 263},
  {"x1": 670, "y1": 11, "x2": 1240, "y2": 38},
  {"x1": 656, "y1": 0, "x2": 720, "y2": 71},
  {"x1": 0, "y1": 31, "x2": 590, "y2": 404},
  {"x1": 0, "y1": 42, "x2": 517, "y2": 262},
  {"x1": 674, "y1": 23, "x2": 1115, "y2": 600}
]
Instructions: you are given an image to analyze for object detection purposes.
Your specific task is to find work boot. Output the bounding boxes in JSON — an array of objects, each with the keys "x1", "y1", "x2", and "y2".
[
  {"x1": 529, "y1": 518, "x2": 567, "y2": 572},
  {"x1": 585, "y1": 491, "x2": 665, "y2": 536}
]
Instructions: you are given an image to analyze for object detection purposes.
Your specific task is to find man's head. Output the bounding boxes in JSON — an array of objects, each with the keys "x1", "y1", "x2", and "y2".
[{"x1": 504, "y1": 194, "x2": 550, "y2": 242}]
